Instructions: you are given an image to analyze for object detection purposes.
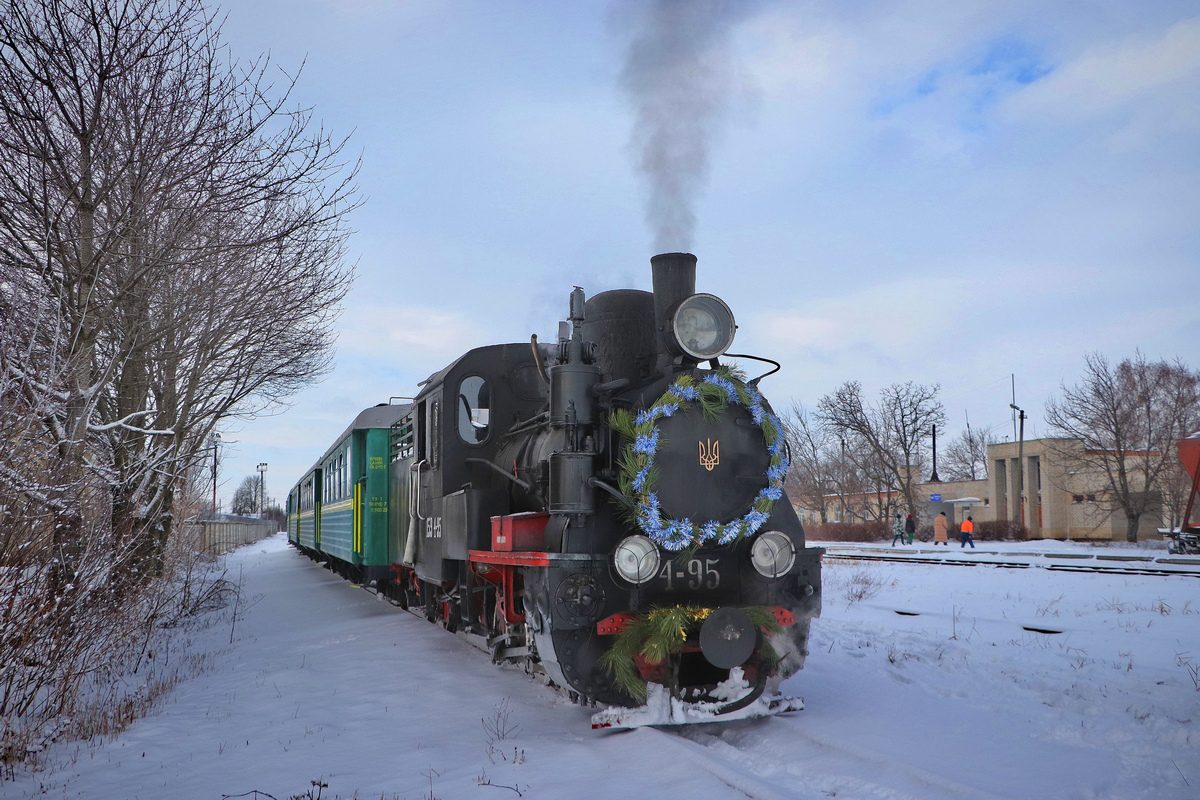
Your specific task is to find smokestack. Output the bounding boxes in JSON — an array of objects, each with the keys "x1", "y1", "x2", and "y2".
[{"x1": 651, "y1": 252, "x2": 696, "y2": 364}]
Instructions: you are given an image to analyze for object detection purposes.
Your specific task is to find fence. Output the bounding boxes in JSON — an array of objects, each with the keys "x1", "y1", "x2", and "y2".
[{"x1": 185, "y1": 517, "x2": 278, "y2": 555}]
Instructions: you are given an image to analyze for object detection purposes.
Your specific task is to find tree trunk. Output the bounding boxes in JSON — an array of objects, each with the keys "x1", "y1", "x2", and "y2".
[{"x1": 1125, "y1": 512, "x2": 1141, "y2": 543}]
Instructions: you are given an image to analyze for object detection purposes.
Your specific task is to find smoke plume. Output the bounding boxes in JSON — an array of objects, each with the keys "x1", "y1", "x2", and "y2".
[{"x1": 618, "y1": 0, "x2": 748, "y2": 251}]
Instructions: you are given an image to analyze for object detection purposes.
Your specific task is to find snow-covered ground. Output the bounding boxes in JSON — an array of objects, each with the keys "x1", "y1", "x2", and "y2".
[{"x1": 12, "y1": 533, "x2": 1199, "y2": 799}]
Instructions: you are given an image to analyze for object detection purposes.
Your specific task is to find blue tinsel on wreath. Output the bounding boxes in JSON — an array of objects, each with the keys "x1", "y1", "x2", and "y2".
[{"x1": 618, "y1": 370, "x2": 791, "y2": 551}]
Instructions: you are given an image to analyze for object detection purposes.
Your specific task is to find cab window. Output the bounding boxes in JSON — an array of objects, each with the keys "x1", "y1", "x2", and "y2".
[
  {"x1": 429, "y1": 399, "x2": 441, "y2": 469},
  {"x1": 457, "y1": 376, "x2": 490, "y2": 443}
]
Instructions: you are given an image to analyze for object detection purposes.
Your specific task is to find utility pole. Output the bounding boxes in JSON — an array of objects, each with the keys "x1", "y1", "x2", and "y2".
[
  {"x1": 839, "y1": 438, "x2": 848, "y2": 523},
  {"x1": 1009, "y1": 404, "x2": 1025, "y2": 531},
  {"x1": 257, "y1": 462, "x2": 268, "y2": 519},
  {"x1": 209, "y1": 432, "x2": 221, "y2": 516},
  {"x1": 1011, "y1": 374, "x2": 1017, "y2": 441}
]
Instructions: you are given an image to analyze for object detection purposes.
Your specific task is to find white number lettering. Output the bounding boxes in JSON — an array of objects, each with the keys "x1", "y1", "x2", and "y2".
[
  {"x1": 658, "y1": 561, "x2": 674, "y2": 590},
  {"x1": 656, "y1": 558, "x2": 720, "y2": 590},
  {"x1": 425, "y1": 516, "x2": 443, "y2": 539},
  {"x1": 705, "y1": 559, "x2": 721, "y2": 589}
]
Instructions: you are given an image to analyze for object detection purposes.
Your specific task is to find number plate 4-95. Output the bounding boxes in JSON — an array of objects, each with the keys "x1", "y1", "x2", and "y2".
[{"x1": 656, "y1": 558, "x2": 720, "y2": 590}]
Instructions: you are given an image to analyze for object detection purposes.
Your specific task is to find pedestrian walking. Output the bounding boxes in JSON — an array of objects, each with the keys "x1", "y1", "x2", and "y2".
[
  {"x1": 891, "y1": 513, "x2": 906, "y2": 546},
  {"x1": 960, "y1": 515, "x2": 976, "y2": 548},
  {"x1": 904, "y1": 513, "x2": 916, "y2": 545},
  {"x1": 933, "y1": 511, "x2": 949, "y2": 545}
]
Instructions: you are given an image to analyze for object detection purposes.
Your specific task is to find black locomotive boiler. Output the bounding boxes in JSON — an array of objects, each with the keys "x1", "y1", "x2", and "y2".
[{"x1": 288, "y1": 252, "x2": 822, "y2": 728}]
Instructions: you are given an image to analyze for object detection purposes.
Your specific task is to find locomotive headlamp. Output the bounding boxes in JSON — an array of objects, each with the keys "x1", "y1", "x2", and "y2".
[
  {"x1": 750, "y1": 530, "x2": 796, "y2": 578},
  {"x1": 670, "y1": 293, "x2": 736, "y2": 360},
  {"x1": 613, "y1": 535, "x2": 660, "y2": 584}
]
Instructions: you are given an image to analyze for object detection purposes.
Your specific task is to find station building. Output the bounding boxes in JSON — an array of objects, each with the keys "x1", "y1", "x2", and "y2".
[{"x1": 795, "y1": 437, "x2": 1165, "y2": 541}]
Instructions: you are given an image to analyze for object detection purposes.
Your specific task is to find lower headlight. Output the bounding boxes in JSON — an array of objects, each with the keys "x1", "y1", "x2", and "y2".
[
  {"x1": 613, "y1": 535, "x2": 660, "y2": 584},
  {"x1": 750, "y1": 531, "x2": 796, "y2": 578}
]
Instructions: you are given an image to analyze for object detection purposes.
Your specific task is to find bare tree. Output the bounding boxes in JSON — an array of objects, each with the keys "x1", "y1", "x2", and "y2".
[
  {"x1": 1045, "y1": 353, "x2": 1199, "y2": 542},
  {"x1": 844, "y1": 437, "x2": 898, "y2": 522},
  {"x1": 817, "y1": 381, "x2": 946, "y2": 526},
  {"x1": 782, "y1": 402, "x2": 838, "y2": 525},
  {"x1": 782, "y1": 402, "x2": 897, "y2": 526},
  {"x1": 941, "y1": 424, "x2": 996, "y2": 482},
  {"x1": 230, "y1": 475, "x2": 260, "y2": 516},
  {"x1": 0, "y1": 0, "x2": 355, "y2": 768},
  {"x1": 0, "y1": 0, "x2": 357, "y2": 581}
]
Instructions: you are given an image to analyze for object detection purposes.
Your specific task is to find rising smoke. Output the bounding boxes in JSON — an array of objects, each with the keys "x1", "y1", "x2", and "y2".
[{"x1": 618, "y1": 0, "x2": 752, "y2": 252}]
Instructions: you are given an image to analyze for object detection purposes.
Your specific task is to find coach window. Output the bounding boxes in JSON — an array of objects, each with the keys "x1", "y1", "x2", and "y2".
[
  {"x1": 338, "y1": 450, "x2": 346, "y2": 499},
  {"x1": 457, "y1": 376, "x2": 490, "y2": 444}
]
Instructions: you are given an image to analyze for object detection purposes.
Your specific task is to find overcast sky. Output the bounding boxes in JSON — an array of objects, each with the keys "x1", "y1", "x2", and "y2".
[{"x1": 212, "y1": 1, "x2": 1199, "y2": 509}]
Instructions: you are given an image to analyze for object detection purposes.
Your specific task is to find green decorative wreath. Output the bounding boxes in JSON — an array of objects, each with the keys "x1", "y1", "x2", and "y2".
[
  {"x1": 609, "y1": 368, "x2": 790, "y2": 551},
  {"x1": 598, "y1": 605, "x2": 784, "y2": 702}
]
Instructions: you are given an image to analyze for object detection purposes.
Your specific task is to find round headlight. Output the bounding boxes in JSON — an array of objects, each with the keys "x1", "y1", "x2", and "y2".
[
  {"x1": 613, "y1": 535, "x2": 660, "y2": 584},
  {"x1": 750, "y1": 531, "x2": 796, "y2": 578},
  {"x1": 670, "y1": 293, "x2": 736, "y2": 360}
]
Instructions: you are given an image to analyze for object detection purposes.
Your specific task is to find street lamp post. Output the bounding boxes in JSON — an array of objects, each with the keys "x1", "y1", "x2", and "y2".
[
  {"x1": 1008, "y1": 404, "x2": 1026, "y2": 531},
  {"x1": 257, "y1": 462, "x2": 268, "y2": 519},
  {"x1": 930, "y1": 424, "x2": 941, "y2": 482}
]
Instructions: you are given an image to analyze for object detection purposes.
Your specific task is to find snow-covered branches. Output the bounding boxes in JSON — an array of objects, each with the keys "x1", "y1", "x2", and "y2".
[
  {"x1": 0, "y1": 0, "x2": 354, "y2": 770},
  {"x1": 0, "y1": 0, "x2": 356, "y2": 576}
]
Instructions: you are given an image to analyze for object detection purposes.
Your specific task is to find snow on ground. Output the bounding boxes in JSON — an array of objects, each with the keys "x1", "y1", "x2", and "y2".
[{"x1": 11, "y1": 533, "x2": 1199, "y2": 800}]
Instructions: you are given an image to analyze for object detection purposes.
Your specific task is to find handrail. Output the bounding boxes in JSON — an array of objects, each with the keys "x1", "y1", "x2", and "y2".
[
  {"x1": 410, "y1": 459, "x2": 428, "y2": 521},
  {"x1": 466, "y1": 457, "x2": 533, "y2": 492}
]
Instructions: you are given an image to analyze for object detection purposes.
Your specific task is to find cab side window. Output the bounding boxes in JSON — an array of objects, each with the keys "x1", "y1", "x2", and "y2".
[
  {"x1": 429, "y1": 399, "x2": 441, "y2": 469},
  {"x1": 457, "y1": 375, "x2": 490, "y2": 444}
]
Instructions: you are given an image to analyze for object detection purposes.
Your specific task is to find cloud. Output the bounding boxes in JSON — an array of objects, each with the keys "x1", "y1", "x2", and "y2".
[
  {"x1": 337, "y1": 304, "x2": 488, "y2": 362},
  {"x1": 1001, "y1": 18, "x2": 1200, "y2": 131},
  {"x1": 761, "y1": 273, "x2": 976, "y2": 355}
]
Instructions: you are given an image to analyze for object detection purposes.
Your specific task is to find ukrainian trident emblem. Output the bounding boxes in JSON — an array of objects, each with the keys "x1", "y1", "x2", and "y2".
[{"x1": 698, "y1": 438, "x2": 720, "y2": 472}]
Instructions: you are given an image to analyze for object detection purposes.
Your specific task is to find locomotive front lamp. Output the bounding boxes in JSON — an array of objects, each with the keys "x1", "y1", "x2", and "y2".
[
  {"x1": 613, "y1": 535, "x2": 660, "y2": 584},
  {"x1": 670, "y1": 293, "x2": 736, "y2": 360},
  {"x1": 750, "y1": 531, "x2": 796, "y2": 578}
]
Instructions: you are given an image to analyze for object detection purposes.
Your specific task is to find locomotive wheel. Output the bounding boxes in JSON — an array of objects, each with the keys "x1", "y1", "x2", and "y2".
[{"x1": 423, "y1": 581, "x2": 438, "y2": 624}]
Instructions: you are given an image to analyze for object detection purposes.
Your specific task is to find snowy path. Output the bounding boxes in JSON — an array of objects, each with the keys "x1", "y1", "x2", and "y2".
[{"x1": 13, "y1": 534, "x2": 1198, "y2": 799}]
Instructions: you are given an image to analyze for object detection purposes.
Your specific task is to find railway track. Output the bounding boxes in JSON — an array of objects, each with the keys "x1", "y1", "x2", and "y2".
[{"x1": 821, "y1": 545, "x2": 1200, "y2": 578}]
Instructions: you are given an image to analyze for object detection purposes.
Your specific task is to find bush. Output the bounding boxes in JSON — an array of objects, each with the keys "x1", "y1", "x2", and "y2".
[
  {"x1": 805, "y1": 521, "x2": 889, "y2": 542},
  {"x1": 974, "y1": 520, "x2": 1028, "y2": 540}
]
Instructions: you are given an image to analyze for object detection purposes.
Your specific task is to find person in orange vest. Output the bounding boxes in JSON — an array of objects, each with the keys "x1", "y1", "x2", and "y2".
[{"x1": 960, "y1": 515, "x2": 976, "y2": 548}]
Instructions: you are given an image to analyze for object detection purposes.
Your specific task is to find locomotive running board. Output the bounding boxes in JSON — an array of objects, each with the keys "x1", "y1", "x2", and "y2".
[{"x1": 590, "y1": 692, "x2": 804, "y2": 730}]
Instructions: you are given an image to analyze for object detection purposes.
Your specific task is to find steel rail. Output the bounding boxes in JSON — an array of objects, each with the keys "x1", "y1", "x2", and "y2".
[{"x1": 822, "y1": 549, "x2": 1200, "y2": 578}]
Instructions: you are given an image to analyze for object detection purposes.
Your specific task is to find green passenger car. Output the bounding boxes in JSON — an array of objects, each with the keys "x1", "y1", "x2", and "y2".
[{"x1": 287, "y1": 403, "x2": 412, "y2": 584}]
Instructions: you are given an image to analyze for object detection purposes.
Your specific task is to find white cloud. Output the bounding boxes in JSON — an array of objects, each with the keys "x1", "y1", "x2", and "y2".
[
  {"x1": 1001, "y1": 18, "x2": 1200, "y2": 129},
  {"x1": 762, "y1": 273, "x2": 976, "y2": 354},
  {"x1": 337, "y1": 304, "x2": 487, "y2": 362}
]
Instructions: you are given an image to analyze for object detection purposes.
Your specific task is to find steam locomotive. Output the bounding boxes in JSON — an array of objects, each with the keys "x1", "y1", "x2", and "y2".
[{"x1": 286, "y1": 253, "x2": 823, "y2": 728}]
